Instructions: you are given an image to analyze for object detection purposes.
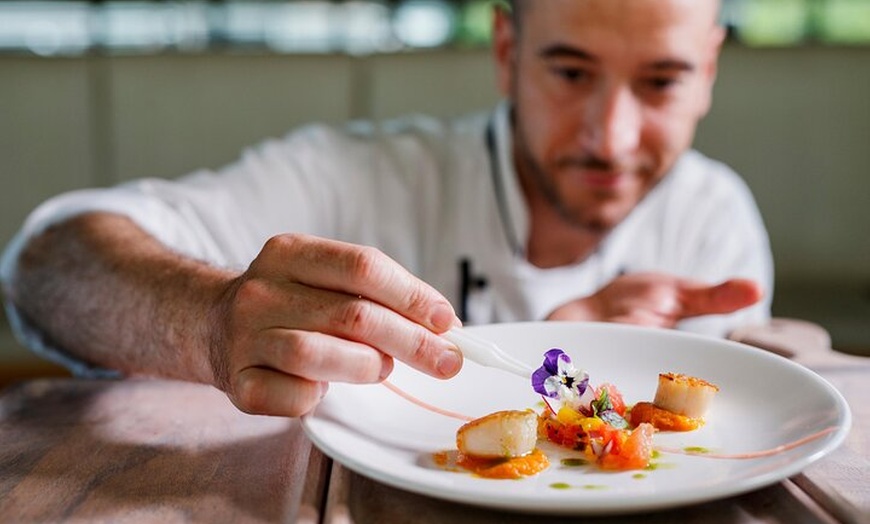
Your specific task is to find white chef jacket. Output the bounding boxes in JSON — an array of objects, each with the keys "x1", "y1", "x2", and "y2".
[{"x1": 1, "y1": 102, "x2": 773, "y2": 376}]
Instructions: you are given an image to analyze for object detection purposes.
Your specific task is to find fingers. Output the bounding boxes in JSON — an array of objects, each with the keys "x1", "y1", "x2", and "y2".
[
  {"x1": 230, "y1": 366, "x2": 328, "y2": 417},
  {"x1": 259, "y1": 234, "x2": 460, "y2": 333},
  {"x1": 548, "y1": 273, "x2": 764, "y2": 328},
  {"x1": 248, "y1": 234, "x2": 463, "y2": 380},
  {"x1": 315, "y1": 292, "x2": 463, "y2": 379},
  {"x1": 609, "y1": 310, "x2": 677, "y2": 329},
  {"x1": 256, "y1": 328, "x2": 394, "y2": 383},
  {"x1": 234, "y1": 276, "x2": 462, "y2": 380},
  {"x1": 221, "y1": 327, "x2": 394, "y2": 418},
  {"x1": 680, "y1": 278, "x2": 763, "y2": 318}
]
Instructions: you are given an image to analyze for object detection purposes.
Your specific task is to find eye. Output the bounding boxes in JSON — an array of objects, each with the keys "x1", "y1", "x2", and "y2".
[
  {"x1": 644, "y1": 76, "x2": 681, "y2": 92},
  {"x1": 551, "y1": 66, "x2": 590, "y2": 84}
]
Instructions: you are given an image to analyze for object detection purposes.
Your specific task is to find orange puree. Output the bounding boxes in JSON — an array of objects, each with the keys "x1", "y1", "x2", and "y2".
[
  {"x1": 433, "y1": 451, "x2": 449, "y2": 467},
  {"x1": 630, "y1": 402, "x2": 703, "y2": 432},
  {"x1": 456, "y1": 448, "x2": 549, "y2": 479}
]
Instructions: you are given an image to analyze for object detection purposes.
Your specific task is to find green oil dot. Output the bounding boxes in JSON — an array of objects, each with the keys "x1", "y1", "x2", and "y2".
[
  {"x1": 550, "y1": 482, "x2": 572, "y2": 490},
  {"x1": 582, "y1": 484, "x2": 608, "y2": 490},
  {"x1": 684, "y1": 446, "x2": 710, "y2": 454},
  {"x1": 646, "y1": 462, "x2": 677, "y2": 471},
  {"x1": 560, "y1": 458, "x2": 588, "y2": 467},
  {"x1": 632, "y1": 473, "x2": 647, "y2": 480}
]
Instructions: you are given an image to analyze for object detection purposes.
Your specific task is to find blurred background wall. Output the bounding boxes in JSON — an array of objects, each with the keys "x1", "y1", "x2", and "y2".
[{"x1": 1, "y1": 0, "x2": 869, "y2": 382}]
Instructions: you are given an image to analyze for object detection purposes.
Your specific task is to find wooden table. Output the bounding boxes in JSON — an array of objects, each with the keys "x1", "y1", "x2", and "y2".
[{"x1": 0, "y1": 348, "x2": 867, "y2": 523}]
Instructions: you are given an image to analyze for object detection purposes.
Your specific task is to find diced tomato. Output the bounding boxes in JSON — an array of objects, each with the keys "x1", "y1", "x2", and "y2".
[
  {"x1": 595, "y1": 383, "x2": 627, "y2": 416},
  {"x1": 544, "y1": 417, "x2": 587, "y2": 451},
  {"x1": 598, "y1": 423, "x2": 655, "y2": 471}
]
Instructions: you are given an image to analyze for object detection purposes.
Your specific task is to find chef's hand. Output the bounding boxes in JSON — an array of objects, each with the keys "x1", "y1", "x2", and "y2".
[
  {"x1": 210, "y1": 234, "x2": 463, "y2": 417},
  {"x1": 546, "y1": 272, "x2": 763, "y2": 327}
]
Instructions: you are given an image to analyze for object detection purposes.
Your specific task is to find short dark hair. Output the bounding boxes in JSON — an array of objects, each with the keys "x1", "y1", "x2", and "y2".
[
  {"x1": 499, "y1": 0, "x2": 524, "y2": 30},
  {"x1": 506, "y1": 0, "x2": 523, "y2": 23},
  {"x1": 504, "y1": 0, "x2": 722, "y2": 30}
]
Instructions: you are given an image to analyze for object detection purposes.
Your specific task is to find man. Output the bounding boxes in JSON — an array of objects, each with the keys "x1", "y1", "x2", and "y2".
[{"x1": 0, "y1": 0, "x2": 770, "y2": 418}]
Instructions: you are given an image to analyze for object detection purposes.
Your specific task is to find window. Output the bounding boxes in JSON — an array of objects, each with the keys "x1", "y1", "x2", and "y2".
[
  {"x1": 724, "y1": 0, "x2": 870, "y2": 46},
  {"x1": 0, "y1": 0, "x2": 867, "y2": 56}
]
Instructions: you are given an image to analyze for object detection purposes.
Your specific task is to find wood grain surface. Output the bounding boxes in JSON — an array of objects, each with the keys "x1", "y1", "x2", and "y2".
[{"x1": 0, "y1": 379, "x2": 328, "y2": 523}]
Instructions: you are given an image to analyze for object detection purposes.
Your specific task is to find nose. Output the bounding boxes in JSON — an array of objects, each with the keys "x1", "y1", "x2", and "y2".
[{"x1": 581, "y1": 84, "x2": 642, "y2": 161}]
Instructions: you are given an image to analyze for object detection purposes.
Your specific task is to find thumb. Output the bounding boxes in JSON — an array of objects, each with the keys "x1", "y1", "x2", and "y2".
[{"x1": 680, "y1": 278, "x2": 764, "y2": 318}]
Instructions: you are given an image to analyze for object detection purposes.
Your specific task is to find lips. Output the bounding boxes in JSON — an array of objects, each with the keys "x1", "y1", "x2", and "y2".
[
  {"x1": 584, "y1": 171, "x2": 624, "y2": 188},
  {"x1": 567, "y1": 168, "x2": 628, "y2": 190}
]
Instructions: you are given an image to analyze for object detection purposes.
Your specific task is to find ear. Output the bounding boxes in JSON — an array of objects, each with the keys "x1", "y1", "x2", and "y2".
[
  {"x1": 492, "y1": 6, "x2": 517, "y2": 98},
  {"x1": 697, "y1": 26, "x2": 726, "y2": 117}
]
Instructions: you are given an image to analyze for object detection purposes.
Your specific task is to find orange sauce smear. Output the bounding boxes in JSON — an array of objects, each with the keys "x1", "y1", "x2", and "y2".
[
  {"x1": 455, "y1": 448, "x2": 550, "y2": 479},
  {"x1": 629, "y1": 401, "x2": 703, "y2": 432}
]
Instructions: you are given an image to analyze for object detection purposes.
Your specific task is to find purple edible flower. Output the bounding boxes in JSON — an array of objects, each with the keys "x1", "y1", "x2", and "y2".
[{"x1": 531, "y1": 348, "x2": 589, "y2": 404}]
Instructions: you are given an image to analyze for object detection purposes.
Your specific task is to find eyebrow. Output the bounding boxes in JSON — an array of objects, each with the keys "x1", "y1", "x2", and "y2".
[
  {"x1": 538, "y1": 43, "x2": 697, "y2": 73},
  {"x1": 645, "y1": 59, "x2": 696, "y2": 73},
  {"x1": 539, "y1": 43, "x2": 598, "y2": 61}
]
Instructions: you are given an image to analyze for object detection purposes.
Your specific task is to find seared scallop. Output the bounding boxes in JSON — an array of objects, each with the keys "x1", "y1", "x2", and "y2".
[
  {"x1": 653, "y1": 373, "x2": 719, "y2": 419},
  {"x1": 456, "y1": 409, "x2": 538, "y2": 459}
]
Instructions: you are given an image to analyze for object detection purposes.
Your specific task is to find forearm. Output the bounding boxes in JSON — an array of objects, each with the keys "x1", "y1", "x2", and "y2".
[{"x1": 8, "y1": 212, "x2": 235, "y2": 384}]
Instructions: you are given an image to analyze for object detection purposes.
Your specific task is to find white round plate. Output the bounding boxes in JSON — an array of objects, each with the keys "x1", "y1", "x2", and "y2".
[{"x1": 301, "y1": 322, "x2": 851, "y2": 515}]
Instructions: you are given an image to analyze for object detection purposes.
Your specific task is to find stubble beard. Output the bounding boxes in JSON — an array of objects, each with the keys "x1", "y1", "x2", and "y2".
[
  {"x1": 513, "y1": 115, "x2": 667, "y2": 238},
  {"x1": 514, "y1": 123, "x2": 613, "y2": 236}
]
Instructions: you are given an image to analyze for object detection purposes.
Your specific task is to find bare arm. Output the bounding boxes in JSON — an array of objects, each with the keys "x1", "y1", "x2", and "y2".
[
  {"x1": 12, "y1": 213, "x2": 225, "y2": 383},
  {"x1": 9, "y1": 212, "x2": 462, "y2": 416}
]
